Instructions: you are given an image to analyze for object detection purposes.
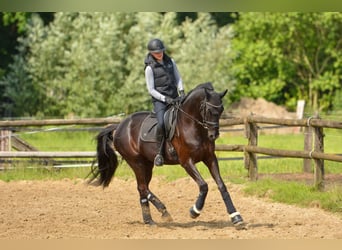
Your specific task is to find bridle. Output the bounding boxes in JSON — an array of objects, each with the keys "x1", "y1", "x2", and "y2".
[
  {"x1": 200, "y1": 100, "x2": 223, "y2": 130},
  {"x1": 174, "y1": 98, "x2": 223, "y2": 131}
]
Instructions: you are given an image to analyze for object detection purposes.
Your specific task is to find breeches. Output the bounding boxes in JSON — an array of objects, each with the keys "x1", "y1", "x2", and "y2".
[{"x1": 153, "y1": 101, "x2": 167, "y2": 132}]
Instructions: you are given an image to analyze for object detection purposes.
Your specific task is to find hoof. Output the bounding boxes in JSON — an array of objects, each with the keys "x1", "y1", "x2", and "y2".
[
  {"x1": 234, "y1": 221, "x2": 247, "y2": 230},
  {"x1": 189, "y1": 205, "x2": 201, "y2": 219},
  {"x1": 145, "y1": 220, "x2": 157, "y2": 227},
  {"x1": 230, "y1": 212, "x2": 247, "y2": 230},
  {"x1": 161, "y1": 211, "x2": 173, "y2": 222}
]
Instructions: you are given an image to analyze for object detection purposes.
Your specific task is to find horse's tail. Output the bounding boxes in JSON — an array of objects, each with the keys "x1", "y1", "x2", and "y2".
[{"x1": 87, "y1": 124, "x2": 118, "y2": 188}]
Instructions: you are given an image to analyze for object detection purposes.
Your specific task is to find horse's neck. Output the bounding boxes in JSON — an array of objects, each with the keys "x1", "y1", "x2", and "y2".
[
  {"x1": 177, "y1": 97, "x2": 208, "y2": 143},
  {"x1": 178, "y1": 95, "x2": 204, "y2": 127},
  {"x1": 182, "y1": 98, "x2": 201, "y2": 117}
]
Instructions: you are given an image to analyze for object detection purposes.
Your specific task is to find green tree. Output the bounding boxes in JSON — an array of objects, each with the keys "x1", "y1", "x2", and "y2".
[
  {"x1": 0, "y1": 53, "x2": 38, "y2": 117},
  {"x1": 26, "y1": 13, "x2": 137, "y2": 117},
  {"x1": 116, "y1": 12, "x2": 182, "y2": 114},
  {"x1": 1, "y1": 12, "x2": 235, "y2": 118},
  {"x1": 0, "y1": 12, "x2": 53, "y2": 74},
  {"x1": 0, "y1": 12, "x2": 54, "y2": 117},
  {"x1": 121, "y1": 12, "x2": 236, "y2": 113},
  {"x1": 177, "y1": 12, "x2": 235, "y2": 95},
  {"x1": 229, "y1": 12, "x2": 342, "y2": 112}
]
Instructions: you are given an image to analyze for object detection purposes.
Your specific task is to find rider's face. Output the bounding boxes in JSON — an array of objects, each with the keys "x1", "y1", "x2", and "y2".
[{"x1": 151, "y1": 51, "x2": 164, "y2": 61}]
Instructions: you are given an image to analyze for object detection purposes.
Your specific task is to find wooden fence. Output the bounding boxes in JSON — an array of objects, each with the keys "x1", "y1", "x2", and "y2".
[
  {"x1": 1, "y1": 116, "x2": 342, "y2": 190},
  {"x1": 218, "y1": 114, "x2": 342, "y2": 190}
]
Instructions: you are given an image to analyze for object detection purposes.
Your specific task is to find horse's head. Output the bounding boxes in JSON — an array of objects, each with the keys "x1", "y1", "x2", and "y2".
[
  {"x1": 200, "y1": 88, "x2": 227, "y2": 141},
  {"x1": 179, "y1": 82, "x2": 227, "y2": 141}
]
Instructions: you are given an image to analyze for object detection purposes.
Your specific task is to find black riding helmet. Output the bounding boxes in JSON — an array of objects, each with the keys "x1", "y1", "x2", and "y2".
[{"x1": 147, "y1": 38, "x2": 165, "y2": 53}]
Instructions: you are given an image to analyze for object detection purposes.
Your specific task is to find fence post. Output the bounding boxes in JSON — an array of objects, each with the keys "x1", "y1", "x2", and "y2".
[
  {"x1": 244, "y1": 114, "x2": 258, "y2": 181},
  {"x1": 303, "y1": 125, "x2": 313, "y2": 173},
  {"x1": 313, "y1": 114, "x2": 325, "y2": 191},
  {"x1": 0, "y1": 130, "x2": 11, "y2": 169}
]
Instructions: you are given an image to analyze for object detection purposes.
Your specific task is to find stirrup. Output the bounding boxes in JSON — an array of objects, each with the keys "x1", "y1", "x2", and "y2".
[{"x1": 154, "y1": 154, "x2": 164, "y2": 166}]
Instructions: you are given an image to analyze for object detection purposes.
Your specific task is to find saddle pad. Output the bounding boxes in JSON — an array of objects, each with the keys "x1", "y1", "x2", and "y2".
[
  {"x1": 140, "y1": 107, "x2": 178, "y2": 143},
  {"x1": 140, "y1": 115, "x2": 159, "y2": 142}
]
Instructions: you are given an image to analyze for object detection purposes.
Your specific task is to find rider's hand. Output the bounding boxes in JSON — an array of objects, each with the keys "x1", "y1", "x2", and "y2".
[{"x1": 165, "y1": 97, "x2": 175, "y2": 105}]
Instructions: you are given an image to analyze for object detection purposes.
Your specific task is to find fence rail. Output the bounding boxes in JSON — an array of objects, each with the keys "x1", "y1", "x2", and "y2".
[
  {"x1": 215, "y1": 145, "x2": 342, "y2": 162},
  {"x1": 1, "y1": 115, "x2": 342, "y2": 190},
  {"x1": 219, "y1": 116, "x2": 342, "y2": 129},
  {"x1": 0, "y1": 151, "x2": 96, "y2": 158},
  {"x1": 0, "y1": 117, "x2": 121, "y2": 127}
]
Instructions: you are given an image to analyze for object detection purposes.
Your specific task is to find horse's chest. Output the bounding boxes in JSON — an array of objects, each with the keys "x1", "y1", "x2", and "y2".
[{"x1": 188, "y1": 141, "x2": 214, "y2": 155}]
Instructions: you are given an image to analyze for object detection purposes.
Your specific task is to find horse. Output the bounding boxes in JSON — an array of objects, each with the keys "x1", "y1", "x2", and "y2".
[{"x1": 88, "y1": 82, "x2": 245, "y2": 230}]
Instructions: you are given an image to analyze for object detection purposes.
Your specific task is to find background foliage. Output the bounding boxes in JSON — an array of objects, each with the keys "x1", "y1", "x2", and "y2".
[
  {"x1": 0, "y1": 12, "x2": 341, "y2": 118},
  {"x1": 229, "y1": 13, "x2": 342, "y2": 112}
]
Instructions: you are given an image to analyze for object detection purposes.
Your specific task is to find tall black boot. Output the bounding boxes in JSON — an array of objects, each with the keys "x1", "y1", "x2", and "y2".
[{"x1": 154, "y1": 127, "x2": 165, "y2": 166}]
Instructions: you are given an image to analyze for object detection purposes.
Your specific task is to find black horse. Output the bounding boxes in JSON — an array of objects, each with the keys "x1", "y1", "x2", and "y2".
[{"x1": 88, "y1": 82, "x2": 245, "y2": 229}]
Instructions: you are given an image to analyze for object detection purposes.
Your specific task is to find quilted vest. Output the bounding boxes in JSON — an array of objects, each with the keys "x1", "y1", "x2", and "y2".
[{"x1": 145, "y1": 53, "x2": 178, "y2": 100}]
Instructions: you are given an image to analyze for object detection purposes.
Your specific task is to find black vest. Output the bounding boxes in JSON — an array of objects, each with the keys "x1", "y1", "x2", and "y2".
[{"x1": 144, "y1": 53, "x2": 178, "y2": 100}]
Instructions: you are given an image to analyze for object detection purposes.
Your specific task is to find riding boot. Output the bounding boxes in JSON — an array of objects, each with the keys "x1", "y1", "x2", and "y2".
[{"x1": 154, "y1": 127, "x2": 165, "y2": 166}]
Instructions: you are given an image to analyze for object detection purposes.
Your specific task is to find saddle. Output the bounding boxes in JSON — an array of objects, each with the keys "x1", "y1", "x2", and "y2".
[{"x1": 140, "y1": 106, "x2": 178, "y2": 143}]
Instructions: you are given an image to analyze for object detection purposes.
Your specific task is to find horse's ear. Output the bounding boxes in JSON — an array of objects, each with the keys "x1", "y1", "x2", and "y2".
[{"x1": 219, "y1": 89, "x2": 228, "y2": 99}]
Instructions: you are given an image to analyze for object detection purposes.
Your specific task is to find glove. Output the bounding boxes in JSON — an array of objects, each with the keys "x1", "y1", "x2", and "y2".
[
  {"x1": 165, "y1": 97, "x2": 175, "y2": 105},
  {"x1": 179, "y1": 90, "x2": 185, "y2": 101}
]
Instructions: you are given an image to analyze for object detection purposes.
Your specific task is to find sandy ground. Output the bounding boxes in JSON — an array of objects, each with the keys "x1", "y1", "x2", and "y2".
[{"x1": 0, "y1": 177, "x2": 341, "y2": 239}]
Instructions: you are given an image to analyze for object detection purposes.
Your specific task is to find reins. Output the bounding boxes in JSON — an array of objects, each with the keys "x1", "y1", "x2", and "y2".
[{"x1": 175, "y1": 103, "x2": 207, "y2": 128}]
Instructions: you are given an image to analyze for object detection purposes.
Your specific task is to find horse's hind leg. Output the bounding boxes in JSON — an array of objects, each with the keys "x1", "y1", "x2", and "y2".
[
  {"x1": 130, "y1": 159, "x2": 172, "y2": 225},
  {"x1": 136, "y1": 174, "x2": 155, "y2": 225},
  {"x1": 126, "y1": 158, "x2": 153, "y2": 225},
  {"x1": 139, "y1": 196, "x2": 154, "y2": 225},
  {"x1": 147, "y1": 192, "x2": 173, "y2": 222},
  {"x1": 143, "y1": 162, "x2": 172, "y2": 222}
]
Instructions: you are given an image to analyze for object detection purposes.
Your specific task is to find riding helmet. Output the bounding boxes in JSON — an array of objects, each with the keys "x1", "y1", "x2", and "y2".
[{"x1": 147, "y1": 38, "x2": 165, "y2": 53}]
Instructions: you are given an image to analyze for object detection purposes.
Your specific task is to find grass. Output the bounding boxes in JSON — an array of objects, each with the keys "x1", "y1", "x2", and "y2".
[
  {"x1": 18, "y1": 127, "x2": 98, "y2": 151},
  {"x1": 1, "y1": 126, "x2": 342, "y2": 215},
  {"x1": 244, "y1": 178, "x2": 342, "y2": 213}
]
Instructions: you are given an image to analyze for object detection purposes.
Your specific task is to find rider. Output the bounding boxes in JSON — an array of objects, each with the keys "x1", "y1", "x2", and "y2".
[{"x1": 144, "y1": 38, "x2": 185, "y2": 166}]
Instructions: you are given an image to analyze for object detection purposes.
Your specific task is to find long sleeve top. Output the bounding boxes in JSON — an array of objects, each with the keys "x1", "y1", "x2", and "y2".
[{"x1": 145, "y1": 59, "x2": 183, "y2": 102}]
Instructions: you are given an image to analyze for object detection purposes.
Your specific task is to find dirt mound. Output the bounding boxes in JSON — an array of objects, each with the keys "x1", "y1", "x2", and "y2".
[
  {"x1": 226, "y1": 98, "x2": 297, "y2": 134},
  {"x1": 228, "y1": 97, "x2": 296, "y2": 119}
]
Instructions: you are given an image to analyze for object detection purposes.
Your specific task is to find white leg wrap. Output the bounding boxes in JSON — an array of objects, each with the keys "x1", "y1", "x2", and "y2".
[
  {"x1": 192, "y1": 205, "x2": 201, "y2": 214},
  {"x1": 229, "y1": 211, "x2": 240, "y2": 218}
]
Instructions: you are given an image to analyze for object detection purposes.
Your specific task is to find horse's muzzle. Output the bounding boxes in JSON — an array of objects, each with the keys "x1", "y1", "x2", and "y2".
[{"x1": 208, "y1": 129, "x2": 219, "y2": 141}]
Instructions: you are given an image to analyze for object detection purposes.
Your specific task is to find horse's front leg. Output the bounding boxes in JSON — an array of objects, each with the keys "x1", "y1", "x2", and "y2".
[
  {"x1": 204, "y1": 156, "x2": 246, "y2": 230},
  {"x1": 182, "y1": 160, "x2": 209, "y2": 219}
]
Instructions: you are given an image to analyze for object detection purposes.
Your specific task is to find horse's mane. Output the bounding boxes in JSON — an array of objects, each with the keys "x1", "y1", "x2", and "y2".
[{"x1": 185, "y1": 82, "x2": 214, "y2": 99}]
